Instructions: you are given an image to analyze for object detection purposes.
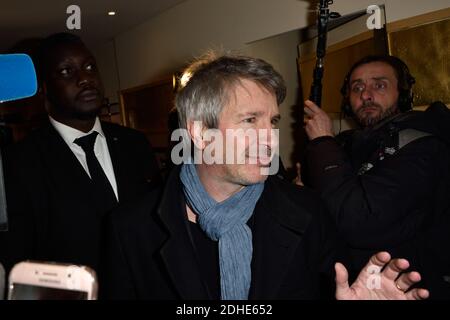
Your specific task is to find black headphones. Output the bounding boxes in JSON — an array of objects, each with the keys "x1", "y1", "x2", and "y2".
[{"x1": 341, "y1": 55, "x2": 416, "y2": 117}]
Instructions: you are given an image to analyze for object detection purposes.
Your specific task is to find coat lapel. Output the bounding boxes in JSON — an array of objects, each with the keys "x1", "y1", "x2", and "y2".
[
  {"x1": 40, "y1": 125, "x2": 95, "y2": 195},
  {"x1": 249, "y1": 177, "x2": 313, "y2": 299},
  {"x1": 102, "y1": 124, "x2": 128, "y2": 201},
  {"x1": 155, "y1": 170, "x2": 314, "y2": 300},
  {"x1": 157, "y1": 168, "x2": 209, "y2": 299}
]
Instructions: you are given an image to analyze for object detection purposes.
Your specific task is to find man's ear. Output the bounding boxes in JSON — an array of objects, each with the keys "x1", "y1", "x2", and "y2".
[{"x1": 187, "y1": 120, "x2": 206, "y2": 150}]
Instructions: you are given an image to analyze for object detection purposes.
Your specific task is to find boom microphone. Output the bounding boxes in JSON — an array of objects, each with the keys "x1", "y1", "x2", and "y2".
[{"x1": 309, "y1": 0, "x2": 340, "y2": 107}]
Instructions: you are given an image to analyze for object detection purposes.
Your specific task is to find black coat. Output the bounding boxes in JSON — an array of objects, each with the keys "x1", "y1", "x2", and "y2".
[
  {"x1": 0, "y1": 122, "x2": 160, "y2": 273},
  {"x1": 305, "y1": 110, "x2": 450, "y2": 299},
  {"x1": 102, "y1": 167, "x2": 339, "y2": 300}
]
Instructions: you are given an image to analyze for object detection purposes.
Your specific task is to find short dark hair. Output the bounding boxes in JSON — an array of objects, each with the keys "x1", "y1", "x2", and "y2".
[
  {"x1": 341, "y1": 55, "x2": 416, "y2": 113},
  {"x1": 35, "y1": 32, "x2": 84, "y2": 82}
]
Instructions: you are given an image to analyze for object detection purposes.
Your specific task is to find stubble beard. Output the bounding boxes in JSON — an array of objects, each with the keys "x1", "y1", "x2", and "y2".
[{"x1": 354, "y1": 101, "x2": 400, "y2": 127}]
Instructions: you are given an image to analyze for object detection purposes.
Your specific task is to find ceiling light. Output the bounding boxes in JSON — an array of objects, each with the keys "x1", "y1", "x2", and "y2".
[{"x1": 108, "y1": 11, "x2": 116, "y2": 16}]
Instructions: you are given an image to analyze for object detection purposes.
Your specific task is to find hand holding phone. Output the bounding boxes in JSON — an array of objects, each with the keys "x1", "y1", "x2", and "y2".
[{"x1": 8, "y1": 261, "x2": 97, "y2": 300}]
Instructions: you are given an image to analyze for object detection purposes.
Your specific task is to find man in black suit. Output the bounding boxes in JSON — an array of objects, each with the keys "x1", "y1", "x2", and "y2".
[
  {"x1": 102, "y1": 53, "x2": 429, "y2": 300},
  {"x1": 0, "y1": 33, "x2": 160, "y2": 274}
]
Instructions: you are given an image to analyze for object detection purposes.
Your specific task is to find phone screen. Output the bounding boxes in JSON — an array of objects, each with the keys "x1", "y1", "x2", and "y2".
[{"x1": 10, "y1": 283, "x2": 88, "y2": 300}]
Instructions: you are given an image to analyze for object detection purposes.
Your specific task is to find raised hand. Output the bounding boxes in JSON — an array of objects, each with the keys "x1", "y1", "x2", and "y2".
[
  {"x1": 304, "y1": 99, "x2": 334, "y2": 140},
  {"x1": 335, "y1": 251, "x2": 429, "y2": 300}
]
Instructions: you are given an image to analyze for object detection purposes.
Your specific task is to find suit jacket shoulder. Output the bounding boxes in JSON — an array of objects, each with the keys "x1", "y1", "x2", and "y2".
[
  {"x1": 101, "y1": 121, "x2": 147, "y2": 141},
  {"x1": 100, "y1": 121, "x2": 160, "y2": 185},
  {"x1": 264, "y1": 175, "x2": 328, "y2": 233},
  {"x1": 0, "y1": 121, "x2": 161, "y2": 273}
]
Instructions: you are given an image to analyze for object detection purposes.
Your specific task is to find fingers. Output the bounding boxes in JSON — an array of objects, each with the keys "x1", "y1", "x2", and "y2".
[
  {"x1": 365, "y1": 251, "x2": 391, "y2": 270},
  {"x1": 395, "y1": 270, "x2": 420, "y2": 292},
  {"x1": 303, "y1": 100, "x2": 334, "y2": 139},
  {"x1": 303, "y1": 100, "x2": 330, "y2": 123},
  {"x1": 334, "y1": 262, "x2": 350, "y2": 293},
  {"x1": 304, "y1": 107, "x2": 313, "y2": 118},
  {"x1": 373, "y1": 252, "x2": 429, "y2": 300},
  {"x1": 405, "y1": 288, "x2": 429, "y2": 300},
  {"x1": 382, "y1": 258, "x2": 410, "y2": 281},
  {"x1": 355, "y1": 252, "x2": 390, "y2": 285},
  {"x1": 304, "y1": 100, "x2": 321, "y2": 114}
]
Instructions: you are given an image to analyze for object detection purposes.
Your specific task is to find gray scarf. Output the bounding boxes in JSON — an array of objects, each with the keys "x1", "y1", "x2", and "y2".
[{"x1": 180, "y1": 163, "x2": 264, "y2": 300}]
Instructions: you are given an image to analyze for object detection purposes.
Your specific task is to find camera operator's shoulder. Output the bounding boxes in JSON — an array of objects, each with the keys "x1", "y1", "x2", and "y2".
[
  {"x1": 110, "y1": 185, "x2": 163, "y2": 228},
  {"x1": 265, "y1": 175, "x2": 324, "y2": 230},
  {"x1": 267, "y1": 175, "x2": 321, "y2": 207},
  {"x1": 101, "y1": 121, "x2": 147, "y2": 142},
  {"x1": 265, "y1": 176, "x2": 337, "y2": 254}
]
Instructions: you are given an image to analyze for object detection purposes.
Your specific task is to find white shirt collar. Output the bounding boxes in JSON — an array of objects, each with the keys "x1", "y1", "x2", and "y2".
[{"x1": 49, "y1": 116, "x2": 105, "y2": 146}]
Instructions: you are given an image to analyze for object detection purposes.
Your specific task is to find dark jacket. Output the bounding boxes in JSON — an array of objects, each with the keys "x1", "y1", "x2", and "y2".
[
  {"x1": 305, "y1": 105, "x2": 450, "y2": 299},
  {"x1": 0, "y1": 121, "x2": 160, "y2": 273},
  {"x1": 102, "y1": 167, "x2": 338, "y2": 300}
]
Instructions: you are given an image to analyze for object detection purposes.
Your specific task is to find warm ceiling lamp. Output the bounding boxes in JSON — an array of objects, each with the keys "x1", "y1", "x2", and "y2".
[{"x1": 108, "y1": 11, "x2": 116, "y2": 16}]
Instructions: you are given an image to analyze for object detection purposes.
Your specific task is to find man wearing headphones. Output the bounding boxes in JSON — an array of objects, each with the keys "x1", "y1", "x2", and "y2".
[{"x1": 303, "y1": 55, "x2": 450, "y2": 299}]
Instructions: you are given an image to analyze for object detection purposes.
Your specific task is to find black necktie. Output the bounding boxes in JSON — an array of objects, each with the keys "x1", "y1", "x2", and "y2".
[{"x1": 74, "y1": 131, "x2": 118, "y2": 211}]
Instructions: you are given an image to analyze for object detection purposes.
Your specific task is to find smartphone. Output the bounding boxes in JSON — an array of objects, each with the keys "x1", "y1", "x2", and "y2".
[{"x1": 7, "y1": 261, "x2": 98, "y2": 300}]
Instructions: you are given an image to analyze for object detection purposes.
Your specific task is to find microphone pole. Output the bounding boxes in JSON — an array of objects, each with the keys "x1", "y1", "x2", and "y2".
[{"x1": 309, "y1": 0, "x2": 340, "y2": 107}]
